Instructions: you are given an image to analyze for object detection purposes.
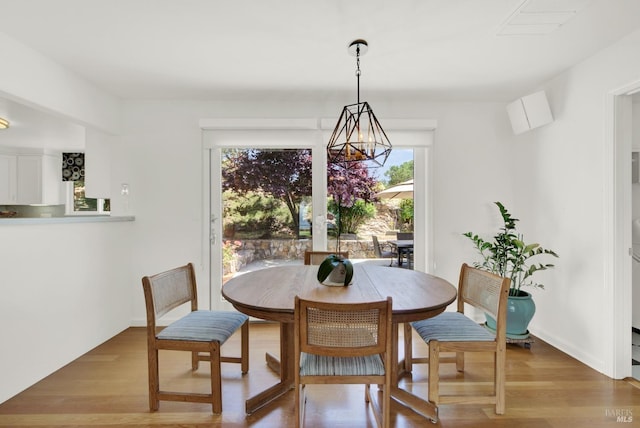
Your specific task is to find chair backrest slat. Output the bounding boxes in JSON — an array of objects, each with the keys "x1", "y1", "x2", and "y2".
[
  {"x1": 458, "y1": 263, "x2": 510, "y2": 323},
  {"x1": 296, "y1": 297, "x2": 391, "y2": 357},
  {"x1": 304, "y1": 251, "x2": 349, "y2": 265},
  {"x1": 142, "y1": 263, "x2": 197, "y2": 325},
  {"x1": 396, "y1": 232, "x2": 413, "y2": 240},
  {"x1": 372, "y1": 236, "x2": 382, "y2": 258}
]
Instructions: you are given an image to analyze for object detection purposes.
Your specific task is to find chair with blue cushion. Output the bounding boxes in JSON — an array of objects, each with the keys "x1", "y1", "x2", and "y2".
[
  {"x1": 294, "y1": 296, "x2": 393, "y2": 428},
  {"x1": 142, "y1": 262, "x2": 249, "y2": 413},
  {"x1": 404, "y1": 263, "x2": 510, "y2": 414}
]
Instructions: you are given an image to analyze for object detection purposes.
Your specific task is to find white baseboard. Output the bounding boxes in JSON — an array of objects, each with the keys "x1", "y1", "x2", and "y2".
[{"x1": 530, "y1": 326, "x2": 607, "y2": 377}]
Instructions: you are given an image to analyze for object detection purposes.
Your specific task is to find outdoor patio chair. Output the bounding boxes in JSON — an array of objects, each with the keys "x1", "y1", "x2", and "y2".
[{"x1": 372, "y1": 235, "x2": 396, "y2": 266}]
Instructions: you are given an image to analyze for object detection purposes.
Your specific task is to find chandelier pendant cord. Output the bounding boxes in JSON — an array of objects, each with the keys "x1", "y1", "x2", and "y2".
[{"x1": 356, "y1": 46, "x2": 361, "y2": 105}]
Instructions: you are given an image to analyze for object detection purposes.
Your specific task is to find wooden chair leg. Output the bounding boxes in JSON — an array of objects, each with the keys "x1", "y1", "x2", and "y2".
[
  {"x1": 404, "y1": 323, "x2": 413, "y2": 372},
  {"x1": 368, "y1": 384, "x2": 387, "y2": 428},
  {"x1": 495, "y1": 345, "x2": 506, "y2": 414},
  {"x1": 210, "y1": 344, "x2": 222, "y2": 414},
  {"x1": 191, "y1": 351, "x2": 199, "y2": 371},
  {"x1": 428, "y1": 342, "x2": 439, "y2": 405},
  {"x1": 295, "y1": 384, "x2": 306, "y2": 428},
  {"x1": 456, "y1": 351, "x2": 464, "y2": 372},
  {"x1": 241, "y1": 320, "x2": 249, "y2": 374},
  {"x1": 383, "y1": 376, "x2": 391, "y2": 428},
  {"x1": 148, "y1": 347, "x2": 160, "y2": 411}
]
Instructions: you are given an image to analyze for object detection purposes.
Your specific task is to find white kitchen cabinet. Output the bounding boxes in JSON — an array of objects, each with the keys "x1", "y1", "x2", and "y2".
[
  {"x1": 0, "y1": 154, "x2": 18, "y2": 203},
  {"x1": 16, "y1": 155, "x2": 43, "y2": 204},
  {"x1": 0, "y1": 152, "x2": 64, "y2": 205}
]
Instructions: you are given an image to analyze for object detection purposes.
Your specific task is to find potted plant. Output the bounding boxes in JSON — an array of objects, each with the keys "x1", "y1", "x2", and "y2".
[
  {"x1": 317, "y1": 253, "x2": 354, "y2": 286},
  {"x1": 463, "y1": 201, "x2": 558, "y2": 338}
]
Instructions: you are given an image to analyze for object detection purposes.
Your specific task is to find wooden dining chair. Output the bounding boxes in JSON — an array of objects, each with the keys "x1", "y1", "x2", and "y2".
[
  {"x1": 303, "y1": 250, "x2": 349, "y2": 265},
  {"x1": 141, "y1": 262, "x2": 249, "y2": 414},
  {"x1": 404, "y1": 263, "x2": 510, "y2": 414},
  {"x1": 294, "y1": 296, "x2": 393, "y2": 428}
]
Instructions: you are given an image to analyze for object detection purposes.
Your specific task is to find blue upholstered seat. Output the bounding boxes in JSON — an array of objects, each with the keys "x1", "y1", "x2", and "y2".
[
  {"x1": 157, "y1": 310, "x2": 249, "y2": 343},
  {"x1": 299, "y1": 353, "x2": 385, "y2": 376},
  {"x1": 411, "y1": 311, "x2": 495, "y2": 343}
]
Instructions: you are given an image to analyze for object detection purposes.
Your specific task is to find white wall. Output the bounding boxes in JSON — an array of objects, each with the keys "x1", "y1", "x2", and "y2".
[
  {"x1": 515, "y1": 29, "x2": 640, "y2": 376},
  {"x1": 0, "y1": 221, "x2": 133, "y2": 404},
  {"x1": 0, "y1": 32, "x2": 120, "y2": 134},
  {"x1": 0, "y1": 98, "x2": 86, "y2": 152},
  {"x1": 0, "y1": 33, "x2": 131, "y2": 404},
  {"x1": 117, "y1": 99, "x2": 515, "y2": 327}
]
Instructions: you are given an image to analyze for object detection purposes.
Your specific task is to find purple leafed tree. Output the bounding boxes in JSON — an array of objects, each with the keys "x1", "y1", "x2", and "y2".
[
  {"x1": 327, "y1": 161, "x2": 378, "y2": 207},
  {"x1": 222, "y1": 149, "x2": 312, "y2": 235},
  {"x1": 222, "y1": 149, "x2": 379, "y2": 238},
  {"x1": 327, "y1": 162, "x2": 379, "y2": 252}
]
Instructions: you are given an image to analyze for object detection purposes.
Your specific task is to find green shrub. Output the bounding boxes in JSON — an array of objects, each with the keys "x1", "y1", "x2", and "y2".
[
  {"x1": 399, "y1": 199, "x2": 414, "y2": 231},
  {"x1": 328, "y1": 199, "x2": 377, "y2": 235},
  {"x1": 223, "y1": 190, "x2": 292, "y2": 238}
]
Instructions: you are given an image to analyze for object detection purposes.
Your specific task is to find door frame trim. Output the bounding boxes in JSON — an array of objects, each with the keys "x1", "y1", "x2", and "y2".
[
  {"x1": 200, "y1": 118, "x2": 437, "y2": 311},
  {"x1": 606, "y1": 80, "x2": 640, "y2": 378}
]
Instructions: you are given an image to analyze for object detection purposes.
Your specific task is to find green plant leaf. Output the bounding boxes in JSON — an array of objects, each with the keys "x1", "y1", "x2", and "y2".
[
  {"x1": 343, "y1": 260, "x2": 354, "y2": 286},
  {"x1": 524, "y1": 243, "x2": 540, "y2": 253},
  {"x1": 464, "y1": 202, "x2": 559, "y2": 293},
  {"x1": 317, "y1": 257, "x2": 337, "y2": 282}
]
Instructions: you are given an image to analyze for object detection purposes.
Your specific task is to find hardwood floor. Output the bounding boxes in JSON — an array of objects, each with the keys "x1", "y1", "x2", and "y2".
[{"x1": 0, "y1": 323, "x2": 638, "y2": 427}]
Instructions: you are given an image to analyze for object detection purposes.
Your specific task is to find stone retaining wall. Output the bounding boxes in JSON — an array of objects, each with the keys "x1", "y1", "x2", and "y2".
[{"x1": 223, "y1": 238, "x2": 378, "y2": 274}]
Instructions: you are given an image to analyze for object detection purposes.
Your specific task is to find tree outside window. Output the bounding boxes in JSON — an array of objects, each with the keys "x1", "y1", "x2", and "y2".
[{"x1": 73, "y1": 180, "x2": 110, "y2": 213}]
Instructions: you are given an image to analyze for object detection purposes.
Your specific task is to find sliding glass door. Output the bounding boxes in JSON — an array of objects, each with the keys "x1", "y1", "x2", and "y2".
[
  {"x1": 220, "y1": 148, "x2": 312, "y2": 281},
  {"x1": 206, "y1": 128, "x2": 324, "y2": 311},
  {"x1": 203, "y1": 122, "x2": 433, "y2": 311}
]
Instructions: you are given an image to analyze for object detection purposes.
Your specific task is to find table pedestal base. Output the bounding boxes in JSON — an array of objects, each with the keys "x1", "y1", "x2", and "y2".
[
  {"x1": 266, "y1": 352, "x2": 281, "y2": 375},
  {"x1": 245, "y1": 323, "x2": 294, "y2": 414},
  {"x1": 245, "y1": 321, "x2": 441, "y2": 423},
  {"x1": 246, "y1": 381, "x2": 293, "y2": 414},
  {"x1": 390, "y1": 322, "x2": 439, "y2": 422},
  {"x1": 391, "y1": 387, "x2": 438, "y2": 423}
]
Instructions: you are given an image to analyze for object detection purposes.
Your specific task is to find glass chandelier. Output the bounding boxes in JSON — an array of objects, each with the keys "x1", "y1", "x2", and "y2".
[{"x1": 327, "y1": 39, "x2": 392, "y2": 168}]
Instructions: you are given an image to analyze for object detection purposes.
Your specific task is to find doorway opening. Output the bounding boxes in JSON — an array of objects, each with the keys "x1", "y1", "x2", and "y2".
[
  {"x1": 201, "y1": 119, "x2": 436, "y2": 311},
  {"x1": 630, "y1": 94, "x2": 640, "y2": 380},
  {"x1": 610, "y1": 83, "x2": 640, "y2": 380}
]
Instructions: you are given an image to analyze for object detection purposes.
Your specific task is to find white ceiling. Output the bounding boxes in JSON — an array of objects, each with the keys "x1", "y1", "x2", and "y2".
[{"x1": 1, "y1": 0, "x2": 640, "y2": 105}]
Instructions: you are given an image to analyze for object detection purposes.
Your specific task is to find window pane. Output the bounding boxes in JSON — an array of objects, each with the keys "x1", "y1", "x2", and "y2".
[
  {"x1": 221, "y1": 148, "x2": 312, "y2": 280},
  {"x1": 73, "y1": 180, "x2": 110, "y2": 212}
]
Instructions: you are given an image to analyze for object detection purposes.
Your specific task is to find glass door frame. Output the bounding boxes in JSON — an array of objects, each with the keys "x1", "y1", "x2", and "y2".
[
  {"x1": 201, "y1": 118, "x2": 436, "y2": 311},
  {"x1": 202, "y1": 120, "x2": 324, "y2": 311}
]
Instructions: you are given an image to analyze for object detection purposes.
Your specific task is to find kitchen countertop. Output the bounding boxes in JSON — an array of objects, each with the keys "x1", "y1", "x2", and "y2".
[{"x1": 0, "y1": 215, "x2": 135, "y2": 225}]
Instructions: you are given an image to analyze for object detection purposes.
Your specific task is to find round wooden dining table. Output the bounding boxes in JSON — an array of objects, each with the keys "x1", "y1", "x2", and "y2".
[{"x1": 221, "y1": 263, "x2": 457, "y2": 420}]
